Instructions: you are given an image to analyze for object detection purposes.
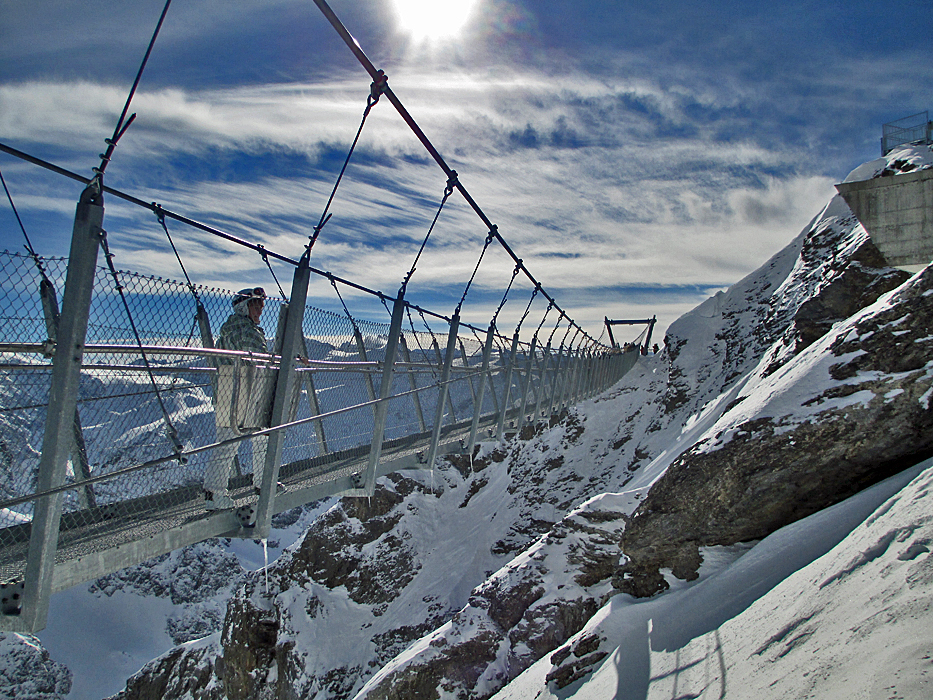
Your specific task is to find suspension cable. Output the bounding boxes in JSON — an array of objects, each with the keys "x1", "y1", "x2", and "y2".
[
  {"x1": 309, "y1": 72, "x2": 387, "y2": 250},
  {"x1": 515, "y1": 285, "x2": 540, "y2": 336},
  {"x1": 402, "y1": 170, "x2": 458, "y2": 291},
  {"x1": 558, "y1": 318, "x2": 574, "y2": 349},
  {"x1": 491, "y1": 262, "x2": 521, "y2": 328},
  {"x1": 546, "y1": 311, "x2": 565, "y2": 346},
  {"x1": 95, "y1": 0, "x2": 173, "y2": 177},
  {"x1": 405, "y1": 305, "x2": 435, "y2": 378},
  {"x1": 154, "y1": 204, "x2": 203, "y2": 306},
  {"x1": 456, "y1": 226, "x2": 496, "y2": 316},
  {"x1": 258, "y1": 245, "x2": 288, "y2": 301},
  {"x1": 329, "y1": 274, "x2": 360, "y2": 333},
  {"x1": 534, "y1": 300, "x2": 555, "y2": 340},
  {"x1": 97, "y1": 230, "x2": 185, "y2": 459},
  {"x1": 310, "y1": 0, "x2": 610, "y2": 347},
  {"x1": 1, "y1": 167, "x2": 52, "y2": 284},
  {"x1": 2, "y1": 141, "x2": 610, "y2": 349}
]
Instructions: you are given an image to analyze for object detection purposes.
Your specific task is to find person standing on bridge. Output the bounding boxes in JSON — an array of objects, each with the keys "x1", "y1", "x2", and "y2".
[{"x1": 204, "y1": 287, "x2": 271, "y2": 510}]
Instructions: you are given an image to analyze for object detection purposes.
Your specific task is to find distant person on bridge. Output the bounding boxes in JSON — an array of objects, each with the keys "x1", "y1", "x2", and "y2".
[{"x1": 204, "y1": 287, "x2": 271, "y2": 510}]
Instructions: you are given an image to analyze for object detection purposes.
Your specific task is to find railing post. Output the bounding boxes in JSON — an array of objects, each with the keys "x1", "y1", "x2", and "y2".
[
  {"x1": 592, "y1": 350, "x2": 602, "y2": 396},
  {"x1": 485, "y1": 341, "x2": 501, "y2": 421},
  {"x1": 254, "y1": 252, "x2": 311, "y2": 536},
  {"x1": 547, "y1": 344, "x2": 565, "y2": 419},
  {"x1": 534, "y1": 342, "x2": 551, "y2": 424},
  {"x1": 430, "y1": 334, "x2": 458, "y2": 424},
  {"x1": 399, "y1": 334, "x2": 427, "y2": 433},
  {"x1": 302, "y1": 367, "x2": 329, "y2": 455},
  {"x1": 598, "y1": 351, "x2": 609, "y2": 392},
  {"x1": 21, "y1": 182, "x2": 103, "y2": 632},
  {"x1": 495, "y1": 331, "x2": 520, "y2": 442},
  {"x1": 460, "y1": 339, "x2": 477, "y2": 410},
  {"x1": 354, "y1": 326, "x2": 378, "y2": 418},
  {"x1": 560, "y1": 345, "x2": 574, "y2": 409},
  {"x1": 467, "y1": 323, "x2": 495, "y2": 455},
  {"x1": 518, "y1": 336, "x2": 537, "y2": 428},
  {"x1": 357, "y1": 291, "x2": 406, "y2": 495},
  {"x1": 426, "y1": 313, "x2": 459, "y2": 469},
  {"x1": 38, "y1": 279, "x2": 95, "y2": 510}
]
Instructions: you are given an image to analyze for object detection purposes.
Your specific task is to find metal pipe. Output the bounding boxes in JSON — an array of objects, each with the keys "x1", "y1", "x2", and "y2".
[
  {"x1": 426, "y1": 313, "x2": 459, "y2": 469},
  {"x1": 399, "y1": 334, "x2": 427, "y2": 433},
  {"x1": 359, "y1": 292, "x2": 406, "y2": 495},
  {"x1": 467, "y1": 323, "x2": 495, "y2": 455},
  {"x1": 517, "y1": 336, "x2": 537, "y2": 429},
  {"x1": 22, "y1": 182, "x2": 103, "y2": 632},
  {"x1": 255, "y1": 253, "x2": 312, "y2": 536},
  {"x1": 495, "y1": 331, "x2": 520, "y2": 442}
]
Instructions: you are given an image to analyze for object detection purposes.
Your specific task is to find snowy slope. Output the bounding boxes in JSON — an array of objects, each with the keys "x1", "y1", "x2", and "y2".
[{"x1": 492, "y1": 458, "x2": 933, "y2": 700}]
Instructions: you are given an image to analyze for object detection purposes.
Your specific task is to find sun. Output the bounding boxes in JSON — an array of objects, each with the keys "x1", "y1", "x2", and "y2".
[{"x1": 391, "y1": 0, "x2": 479, "y2": 42}]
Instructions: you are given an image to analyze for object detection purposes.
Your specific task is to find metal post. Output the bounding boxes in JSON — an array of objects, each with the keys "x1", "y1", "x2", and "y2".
[
  {"x1": 426, "y1": 313, "x2": 459, "y2": 469},
  {"x1": 38, "y1": 279, "x2": 95, "y2": 510},
  {"x1": 302, "y1": 370, "x2": 329, "y2": 455},
  {"x1": 354, "y1": 326, "x2": 378, "y2": 418},
  {"x1": 485, "y1": 342, "x2": 501, "y2": 421},
  {"x1": 399, "y1": 335, "x2": 427, "y2": 433},
  {"x1": 254, "y1": 254, "x2": 311, "y2": 536},
  {"x1": 568, "y1": 344, "x2": 584, "y2": 405},
  {"x1": 460, "y1": 339, "x2": 478, "y2": 409},
  {"x1": 358, "y1": 292, "x2": 406, "y2": 495},
  {"x1": 299, "y1": 336, "x2": 329, "y2": 454},
  {"x1": 534, "y1": 343, "x2": 551, "y2": 423},
  {"x1": 518, "y1": 336, "x2": 537, "y2": 428},
  {"x1": 21, "y1": 182, "x2": 103, "y2": 632},
  {"x1": 597, "y1": 352, "x2": 608, "y2": 393},
  {"x1": 557, "y1": 341, "x2": 577, "y2": 413},
  {"x1": 495, "y1": 331, "x2": 520, "y2": 442},
  {"x1": 430, "y1": 335, "x2": 458, "y2": 423},
  {"x1": 467, "y1": 323, "x2": 495, "y2": 455},
  {"x1": 547, "y1": 345, "x2": 565, "y2": 419}
]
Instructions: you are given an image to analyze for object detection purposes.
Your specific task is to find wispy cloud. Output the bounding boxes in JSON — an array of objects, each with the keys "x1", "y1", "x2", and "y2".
[{"x1": 2, "y1": 0, "x2": 931, "y2": 339}]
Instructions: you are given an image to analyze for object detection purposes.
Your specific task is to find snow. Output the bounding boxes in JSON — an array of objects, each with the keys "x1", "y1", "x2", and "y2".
[
  {"x1": 33, "y1": 510, "x2": 323, "y2": 700},
  {"x1": 492, "y1": 458, "x2": 933, "y2": 700}
]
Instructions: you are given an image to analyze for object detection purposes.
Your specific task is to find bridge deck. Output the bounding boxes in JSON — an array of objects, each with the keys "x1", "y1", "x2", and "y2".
[{"x1": 0, "y1": 414, "x2": 496, "y2": 601}]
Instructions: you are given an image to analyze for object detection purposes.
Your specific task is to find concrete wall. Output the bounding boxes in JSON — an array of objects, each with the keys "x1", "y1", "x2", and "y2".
[{"x1": 836, "y1": 168, "x2": 933, "y2": 272}]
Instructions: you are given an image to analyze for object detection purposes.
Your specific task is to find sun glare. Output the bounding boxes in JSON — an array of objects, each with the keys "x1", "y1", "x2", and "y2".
[{"x1": 391, "y1": 0, "x2": 479, "y2": 41}]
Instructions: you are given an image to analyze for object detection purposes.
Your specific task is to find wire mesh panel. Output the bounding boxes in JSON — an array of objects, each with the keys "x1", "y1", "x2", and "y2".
[{"x1": 0, "y1": 249, "x2": 625, "y2": 591}]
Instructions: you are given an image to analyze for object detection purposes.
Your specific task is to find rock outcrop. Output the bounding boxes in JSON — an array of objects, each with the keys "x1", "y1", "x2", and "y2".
[
  {"x1": 618, "y1": 264, "x2": 933, "y2": 597},
  {"x1": 0, "y1": 632, "x2": 72, "y2": 700}
]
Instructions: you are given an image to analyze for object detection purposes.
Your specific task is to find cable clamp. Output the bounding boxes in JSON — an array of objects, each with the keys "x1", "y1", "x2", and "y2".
[
  {"x1": 445, "y1": 171, "x2": 459, "y2": 196},
  {"x1": 369, "y1": 70, "x2": 388, "y2": 105}
]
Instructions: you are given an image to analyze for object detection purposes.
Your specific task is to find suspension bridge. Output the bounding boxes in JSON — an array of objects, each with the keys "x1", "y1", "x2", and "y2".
[{"x1": 0, "y1": 0, "x2": 646, "y2": 633}]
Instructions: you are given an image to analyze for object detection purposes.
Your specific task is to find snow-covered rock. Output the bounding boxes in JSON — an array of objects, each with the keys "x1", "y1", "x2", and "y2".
[{"x1": 0, "y1": 632, "x2": 72, "y2": 699}]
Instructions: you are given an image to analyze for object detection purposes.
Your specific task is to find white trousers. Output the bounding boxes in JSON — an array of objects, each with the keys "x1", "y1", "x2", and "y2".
[{"x1": 204, "y1": 425, "x2": 269, "y2": 494}]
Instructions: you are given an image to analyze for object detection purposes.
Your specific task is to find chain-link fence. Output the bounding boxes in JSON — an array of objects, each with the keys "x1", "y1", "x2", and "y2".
[{"x1": 0, "y1": 249, "x2": 631, "y2": 591}]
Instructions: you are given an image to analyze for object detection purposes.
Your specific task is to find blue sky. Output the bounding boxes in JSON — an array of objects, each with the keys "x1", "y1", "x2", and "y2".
[{"x1": 1, "y1": 0, "x2": 931, "y2": 341}]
